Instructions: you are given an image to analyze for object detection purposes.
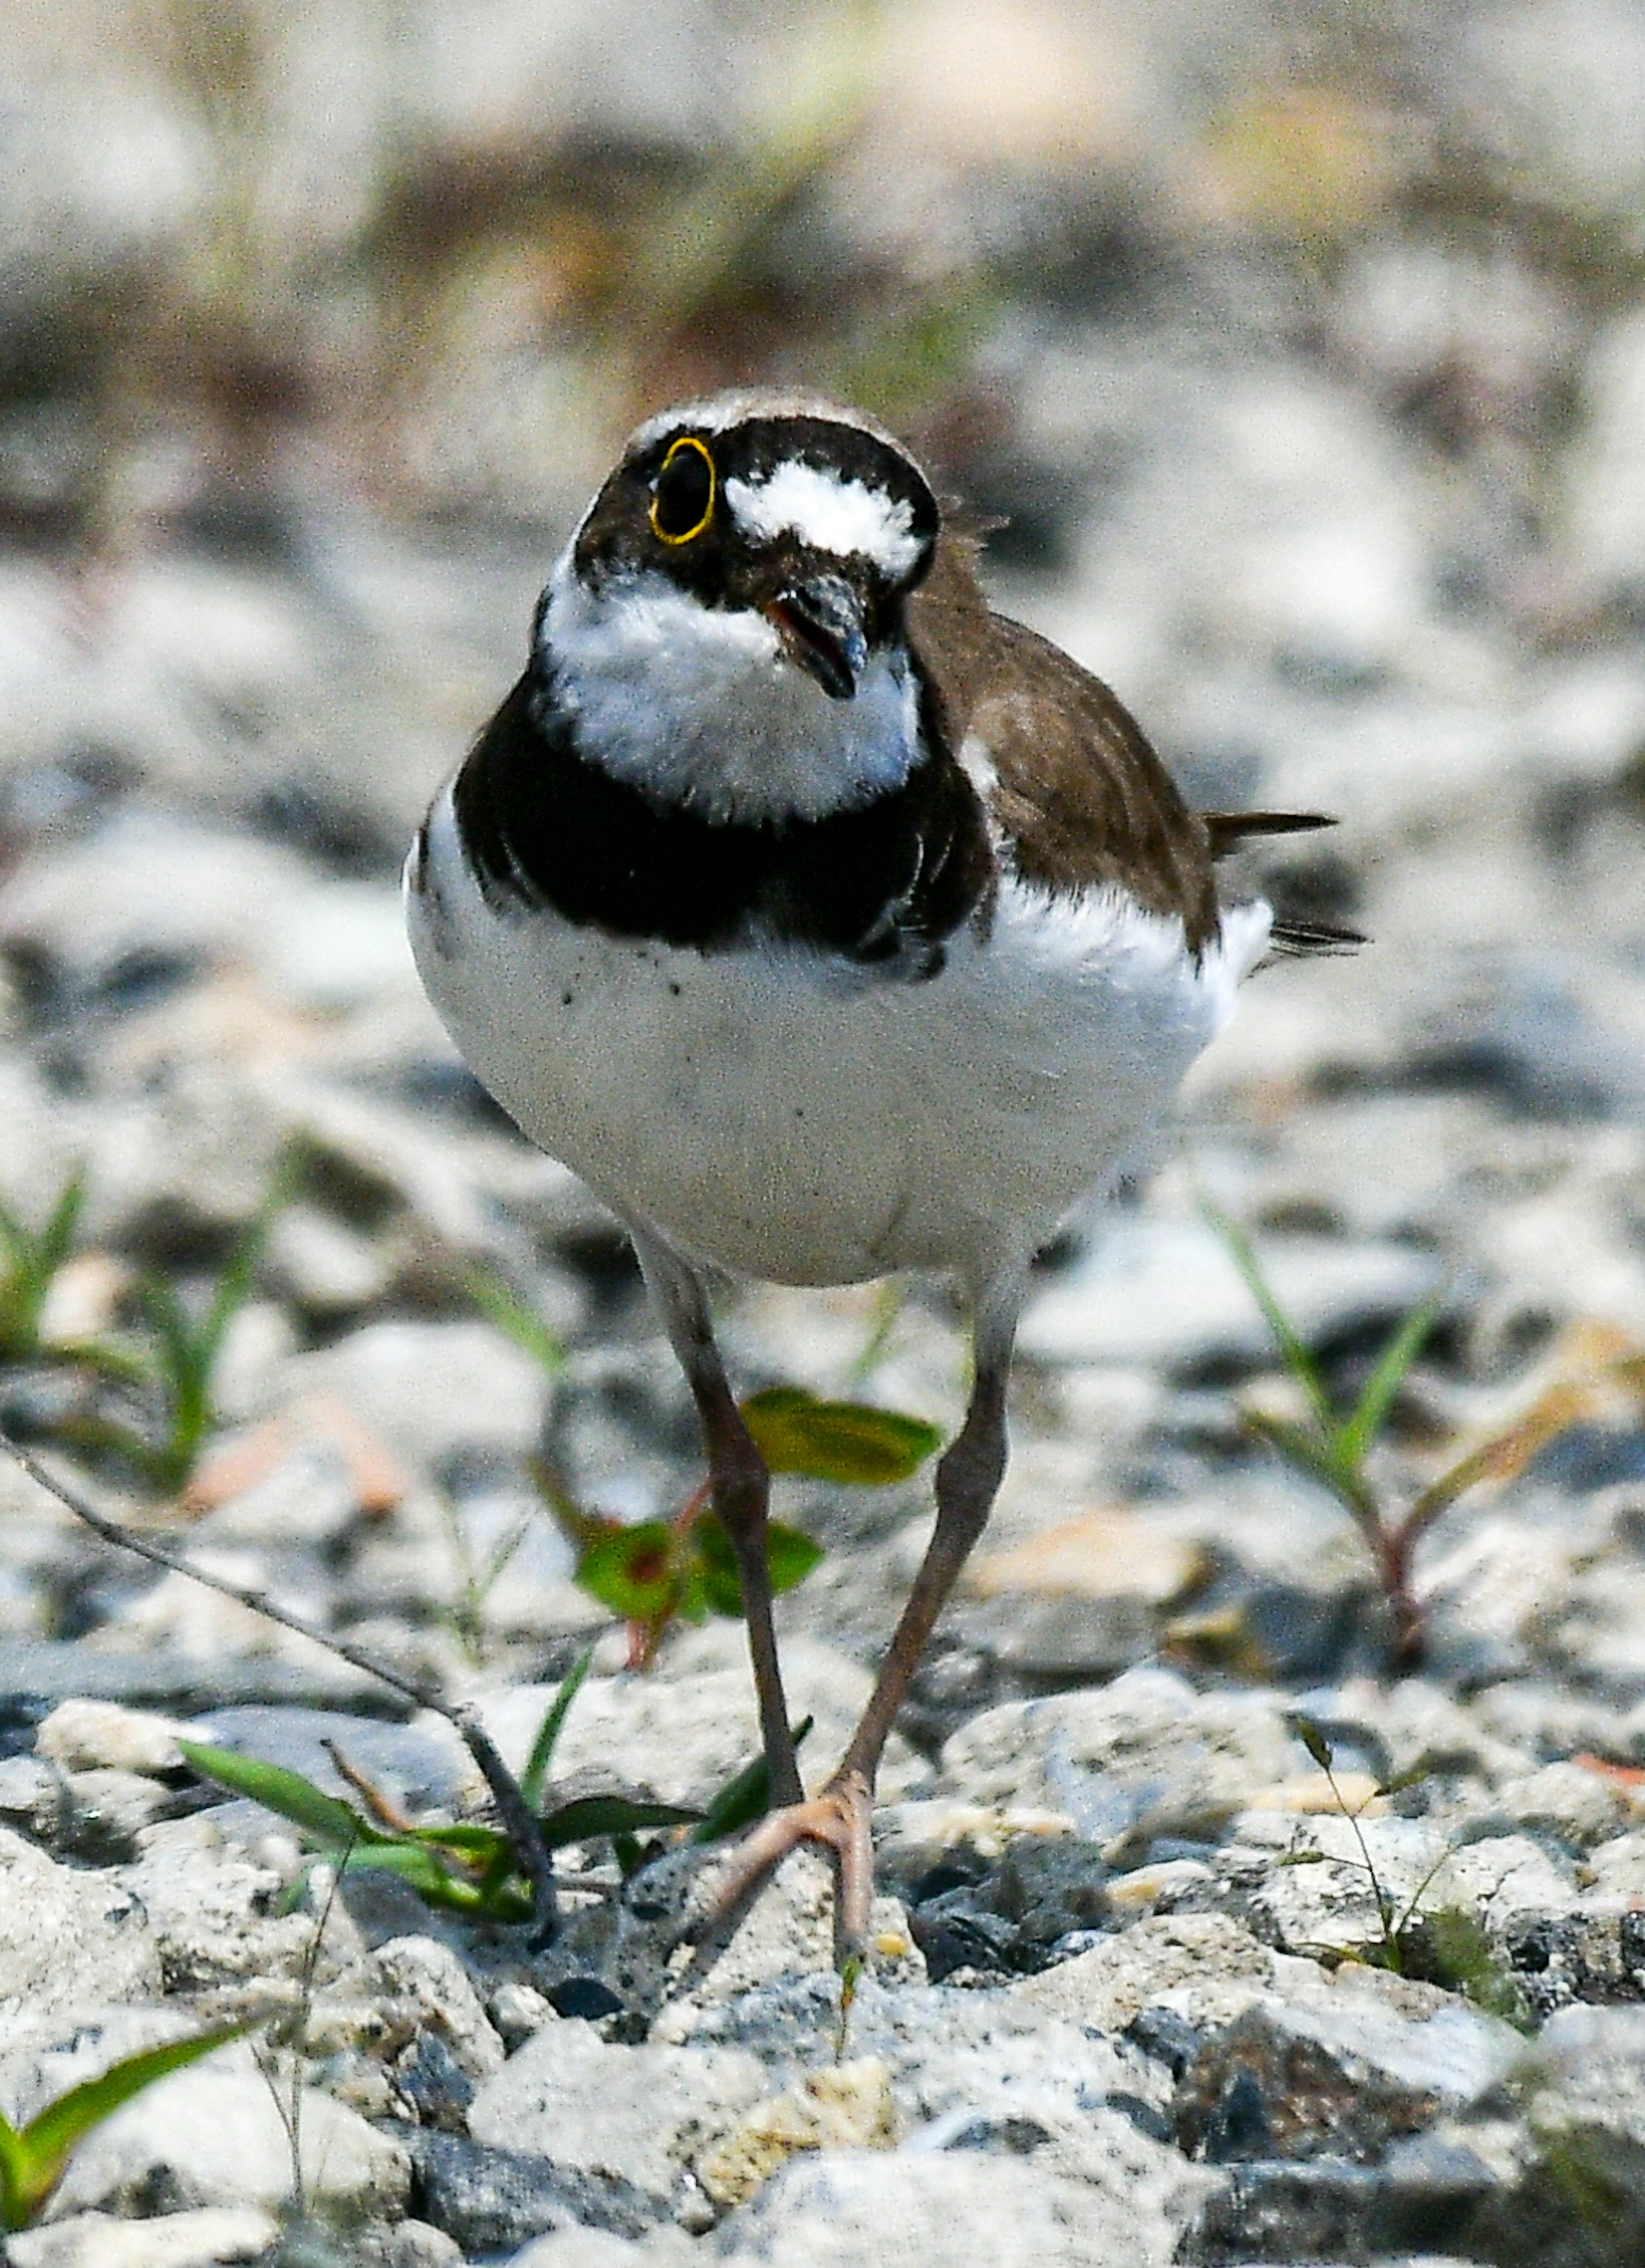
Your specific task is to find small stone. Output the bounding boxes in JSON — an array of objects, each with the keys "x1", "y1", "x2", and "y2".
[
  {"x1": 0, "y1": 1827, "x2": 161, "y2": 2019},
  {"x1": 1495, "y1": 1759, "x2": 1632, "y2": 1850},
  {"x1": 362, "y1": 2223, "x2": 466, "y2": 2268},
  {"x1": 48, "y1": 2054, "x2": 410, "y2": 2220},
  {"x1": 1104, "y1": 1858, "x2": 1217, "y2": 1915},
  {"x1": 467, "y1": 2019, "x2": 767, "y2": 2211},
  {"x1": 36, "y1": 1698, "x2": 188, "y2": 1775},
  {"x1": 505, "y1": 2229, "x2": 697, "y2": 2267},
  {"x1": 4, "y1": 2208, "x2": 279, "y2": 2268},
  {"x1": 939, "y1": 1666, "x2": 1305, "y2": 1859},
  {"x1": 1017, "y1": 1215, "x2": 1438, "y2": 1371},
  {"x1": 403, "y1": 2128, "x2": 658, "y2": 2253},
  {"x1": 61, "y1": 1768, "x2": 178, "y2": 1862},
  {"x1": 368, "y1": 1933, "x2": 507, "y2": 2081},
  {"x1": 713, "y1": 2145, "x2": 1189, "y2": 2267},
  {"x1": 489, "y1": 1979, "x2": 556, "y2": 2048},
  {"x1": 1011, "y1": 1913, "x2": 1284, "y2": 2038},
  {"x1": 963, "y1": 1508, "x2": 1208, "y2": 1675},
  {"x1": 1175, "y1": 1994, "x2": 1520, "y2": 2163},
  {"x1": 697, "y1": 2056, "x2": 899, "y2": 2207},
  {"x1": 0, "y1": 1752, "x2": 65, "y2": 1841}
]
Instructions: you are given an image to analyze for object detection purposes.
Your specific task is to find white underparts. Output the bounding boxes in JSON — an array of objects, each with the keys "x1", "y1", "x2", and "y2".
[
  {"x1": 409, "y1": 773, "x2": 1274, "y2": 1294},
  {"x1": 542, "y1": 557, "x2": 924, "y2": 825},
  {"x1": 723, "y1": 463, "x2": 923, "y2": 579}
]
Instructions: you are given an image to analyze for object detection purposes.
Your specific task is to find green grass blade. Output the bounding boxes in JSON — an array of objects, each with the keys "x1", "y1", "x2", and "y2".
[
  {"x1": 1202, "y1": 1201, "x2": 1336, "y2": 1434},
  {"x1": 464, "y1": 1267, "x2": 567, "y2": 1376},
  {"x1": 690, "y1": 1716, "x2": 814, "y2": 1844},
  {"x1": 1338, "y1": 1291, "x2": 1445, "y2": 1470},
  {"x1": 520, "y1": 1644, "x2": 595, "y2": 1808},
  {"x1": 1244, "y1": 1411, "x2": 1376, "y2": 1521},
  {"x1": 38, "y1": 1165, "x2": 88, "y2": 1284},
  {"x1": 0, "y1": 1190, "x2": 32, "y2": 1279},
  {"x1": 12, "y1": 2025, "x2": 245, "y2": 2228},
  {"x1": 1, "y1": 2114, "x2": 29, "y2": 2232},
  {"x1": 200, "y1": 1212, "x2": 272, "y2": 1372},
  {"x1": 177, "y1": 1739, "x2": 374, "y2": 1849}
]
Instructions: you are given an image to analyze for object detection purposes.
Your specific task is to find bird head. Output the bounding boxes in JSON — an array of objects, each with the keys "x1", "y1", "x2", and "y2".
[{"x1": 538, "y1": 393, "x2": 943, "y2": 825}]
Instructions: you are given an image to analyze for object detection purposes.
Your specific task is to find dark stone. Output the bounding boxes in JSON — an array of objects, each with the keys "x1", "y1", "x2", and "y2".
[
  {"x1": 1185, "y1": 2151, "x2": 1492, "y2": 2264},
  {"x1": 546, "y1": 1977, "x2": 626, "y2": 2021},
  {"x1": 402, "y1": 2127, "x2": 658, "y2": 2252},
  {"x1": 1124, "y1": 2004, "x2": 1206, "y2": 2082},
  {"x1": 395, "y1": 2033, "x2": 475, "y2": 2133},
  {"x1": 1195, "y1": 2068, "x2": 1274, "y2": 2164}
]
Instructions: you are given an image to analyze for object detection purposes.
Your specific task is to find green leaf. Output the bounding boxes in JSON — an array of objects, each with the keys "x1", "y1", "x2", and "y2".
[
  {"x1": 1244, "y1": 1410, "x2": 1377, "y2": 1523},
  {"x1": 3, "y1": 2026, "x2": 245, "y2": 2231},
  {"x1": 692, "y1": 1513, "x2": 824, "y2": 1619},
  {"x1": 464, "y1": 1267, "x2": 567, "y2": 1377},
  {"x1": 177, "y1": 1739, "x2": 374, "y2": 1849},
  {"x1": 1202, "y1": 1201, "x2": 1336, "y2": 1436},
  {"x1": 37, "y1": 1164, "x2": 88, "y2": 1285},
  {"x1": 520, "y1": 1644, "x2": 595, "y2": 1808},
  {"x1": 1338, "y1": 1291, "x2": 1446, "y2": 1470},
  {"x1": 741, "y1": 1386, "x2": 942, "y2": 1484},
  {"x1": 690, "y1": 1716, "x2": 814, "y2": 1844},
  {"x1": 538, "y1": 1793, "x2": 703, "y2": 1847},
  {"x1": 574, "y1": 1523, "x2": 680, "y2": 1620},
  {"x1": 1287, "y1": 1711, "x2": 1334, "y2": 1771}
]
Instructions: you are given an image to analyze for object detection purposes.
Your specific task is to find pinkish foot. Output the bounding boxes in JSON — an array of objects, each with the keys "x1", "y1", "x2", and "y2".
[{"x1": 693, "y1": 1769, "x2": 876, "y2": 1965}]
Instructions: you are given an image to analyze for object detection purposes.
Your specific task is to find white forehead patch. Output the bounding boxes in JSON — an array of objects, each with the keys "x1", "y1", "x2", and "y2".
[{"x1": 724, "y1": 462, "x2": 924, "y2": 578}]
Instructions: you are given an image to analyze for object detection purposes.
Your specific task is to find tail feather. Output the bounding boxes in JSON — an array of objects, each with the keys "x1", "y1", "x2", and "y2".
[
  {"x1": 1203, "y1": 811, "x2": 1337, "y2": 858},
  {"x1": 1266, "y1": 916, "x2": 1367, "y2": 957}
]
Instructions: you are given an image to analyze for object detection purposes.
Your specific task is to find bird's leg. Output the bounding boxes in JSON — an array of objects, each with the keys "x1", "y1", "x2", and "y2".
[
  {"x1": 700, "y1": 1288, "x2": 1020, "y2": 1961},
  {"x1": 630, "y1": 1228, "x2": 803, "y2": 1807}
]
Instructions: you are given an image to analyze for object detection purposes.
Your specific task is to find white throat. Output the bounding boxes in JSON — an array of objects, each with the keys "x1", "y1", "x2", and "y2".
[{"x1": 541, "y1": 553, "x2": 924, "y2": 825}]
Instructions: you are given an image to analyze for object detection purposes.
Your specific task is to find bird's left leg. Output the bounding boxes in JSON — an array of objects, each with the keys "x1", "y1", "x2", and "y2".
[
  {"x1": 629, "y1": 1225, "x2": 803, "y2": 1808},
  {"x1": 700, "y1": 1276, "x2": 1023, "y2": 1960}
]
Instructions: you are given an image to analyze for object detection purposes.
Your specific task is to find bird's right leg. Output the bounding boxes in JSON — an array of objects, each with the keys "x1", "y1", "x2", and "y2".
[{"x1": 629, "y1": 1226, "x2": 803, "y2": 1808}]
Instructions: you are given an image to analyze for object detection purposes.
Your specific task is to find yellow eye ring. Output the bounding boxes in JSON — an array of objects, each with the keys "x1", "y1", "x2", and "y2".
[{"x1": 649, "y1": 434, "x2": 716, "y2": 545}]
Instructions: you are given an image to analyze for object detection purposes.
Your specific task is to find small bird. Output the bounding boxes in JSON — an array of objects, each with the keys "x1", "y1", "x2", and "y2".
[{"x1": 407, "y1": 390, "x2": 1349, "y2": 1954}]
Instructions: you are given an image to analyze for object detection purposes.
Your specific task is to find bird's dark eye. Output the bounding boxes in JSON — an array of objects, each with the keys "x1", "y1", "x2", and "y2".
[{"x1": 649, "y1": 435, "x2": 715, "y2": 545}]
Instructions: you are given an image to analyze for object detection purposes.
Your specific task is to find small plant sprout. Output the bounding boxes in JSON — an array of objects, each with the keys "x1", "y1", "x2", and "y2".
[
  {"x1": 1208, "y1": 1205, "x2": 1645, "y2": 1668},
  {"x1": 176, "y1": 1652, "x2": 814, "y2": 1927},
  {"x1": 0, "y1": 2025, "x2": 246, "y2": 2231},
  {"x1": 0, "y1": 1165, "x2": 90, "y2": 1365},
  {"x1": 1284, "y1": 1712, "x2": 1530, "y2": 2026},
  {"x1": 67, "y1": 1166, "x2": 293, "y2": 1494},
  {"x1": 547, "y1": 1386, "x2": 942, "y2": 1670}
]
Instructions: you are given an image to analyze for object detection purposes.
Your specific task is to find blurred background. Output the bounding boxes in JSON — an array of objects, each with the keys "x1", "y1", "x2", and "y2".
[{"x1": 6, "y1": 0, "x2": 1645, "y2": 1700}]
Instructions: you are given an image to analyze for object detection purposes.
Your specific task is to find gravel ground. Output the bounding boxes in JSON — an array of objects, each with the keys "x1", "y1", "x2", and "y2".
[{"x1": 8, "y1": 4, "x2": 1645, "y2": 2265}]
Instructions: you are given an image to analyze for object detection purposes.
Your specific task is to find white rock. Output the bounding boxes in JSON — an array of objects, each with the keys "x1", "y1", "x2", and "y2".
[
  {"x1": 477, "y1": 1632, "x2": 922, "y2": 1812},
  {"x1": 467, "y1": 2019, "x2": 765, "y2": 2208},
  {"x1": 6, "y1": 2208, "x2": 278, "y2": 2268},
  {"x1": 505, "y1": 2229, "x2": 696, "y2": 2268},
  {"x1": 1019, "y1": 1214, "x2": 1438, "y2": 1369},
  {"x1": 271, "y1": 1318, "x2": 548, "y2": 1469},
  {"x1": 938, "y1": 1666, "x2": 1304, "y2": 1854},
  {"x1": 35, "y1": 1700, "x2": 188, "y2": 1775},
  {"x1": 48, "y1": 2056, "x2": 410, "y2": 2220},
  {"x1": 0, "y1": 1827, "x2": 160, "y2": 2021},
  {"x1": 714, "y1": 2145, "x2": 1188, "y2": 2267}
]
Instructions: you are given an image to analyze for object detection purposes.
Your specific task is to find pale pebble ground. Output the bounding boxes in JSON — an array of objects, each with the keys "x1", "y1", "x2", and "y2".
[{"x1": 6, "y1": 3, "x2": 1645, "y2": 2265}]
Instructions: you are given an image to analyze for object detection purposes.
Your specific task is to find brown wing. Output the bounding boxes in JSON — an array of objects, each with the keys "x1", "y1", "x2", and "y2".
[{"x1": 909, "y1": 546, "x2": 1218, "y2": 956}]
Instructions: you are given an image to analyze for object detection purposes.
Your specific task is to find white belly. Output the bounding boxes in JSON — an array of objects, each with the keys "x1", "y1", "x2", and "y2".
[{"x1": 408, "y1": 783, "x2": 1268, "y2": 1292}]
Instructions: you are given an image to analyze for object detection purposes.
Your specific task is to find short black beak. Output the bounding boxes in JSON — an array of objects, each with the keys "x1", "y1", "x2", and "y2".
[{"x1": 764, "y1": 574, "x2": 869, "y2": 701}]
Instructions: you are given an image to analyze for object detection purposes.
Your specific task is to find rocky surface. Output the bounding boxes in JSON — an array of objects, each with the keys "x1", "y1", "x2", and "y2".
[{"x1": 7, "y1": 3, "x2": 1645, "y2": 2264}]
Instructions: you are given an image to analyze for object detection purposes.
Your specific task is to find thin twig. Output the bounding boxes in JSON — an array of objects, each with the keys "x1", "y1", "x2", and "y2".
[{"x1": 0, "y1": 1428, "x2": 558, "y2": 1935}]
